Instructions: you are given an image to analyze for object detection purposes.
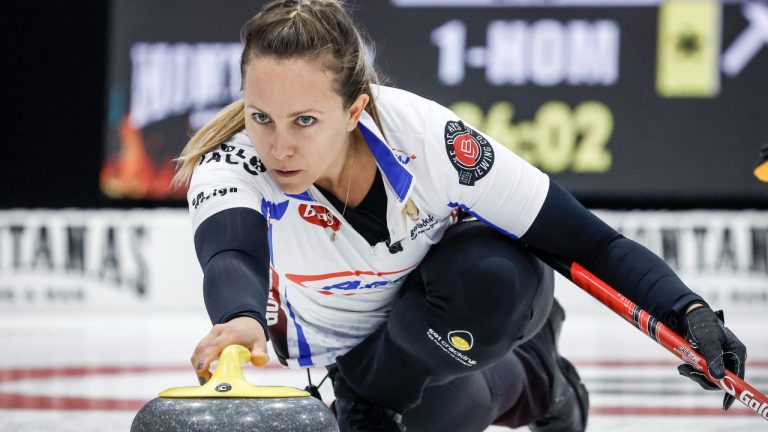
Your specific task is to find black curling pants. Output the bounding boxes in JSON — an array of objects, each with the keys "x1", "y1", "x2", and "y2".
[{"x1": 335, "y1": 221, "x2": 556, "y2": 431}]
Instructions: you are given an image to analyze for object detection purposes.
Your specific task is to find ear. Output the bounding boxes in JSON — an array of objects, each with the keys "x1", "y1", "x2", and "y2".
[{"x1": 346, "y1": 93, "x2": 370, "y2": 132}]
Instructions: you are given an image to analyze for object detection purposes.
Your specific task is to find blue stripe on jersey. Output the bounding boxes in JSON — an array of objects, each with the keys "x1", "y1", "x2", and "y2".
[
  {"x1": 285, "y1": 192, "x2": 313, "y2": 201},
  {"x1": 448, "y1": 202, "x2": 518, "y2": 240},
  {"x1": 261, "y1": 199, "x2": 290, "y2": 265},
  {"x1": 359, "y1": 122, "x2": 413, "y2": 202},
  {"x1": 260, "y1": 198, "x2": 313, "y2": 365},
  {"x1": 284, "y1": 289, "x2": 313, "y2": 367},
  {"x1": 260, "y1": 199, "x2": 290, "y2": 220}
]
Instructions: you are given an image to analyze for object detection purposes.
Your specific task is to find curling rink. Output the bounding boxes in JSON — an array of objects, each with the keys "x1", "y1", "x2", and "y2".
[
  {"x1": 1, "y1": 208, "x2": 766, "y2": 431},
  {"x1": 6, "y1": 0, "x2": 767, "y2": 428},
  {"x1": 1, "y1": 286, "x2": 766, "y2": 431}
]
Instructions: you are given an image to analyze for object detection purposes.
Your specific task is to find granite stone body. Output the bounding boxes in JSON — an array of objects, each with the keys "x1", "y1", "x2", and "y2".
[{"x1": 131, "y1": 396, "x2": 339, "y2": 432}]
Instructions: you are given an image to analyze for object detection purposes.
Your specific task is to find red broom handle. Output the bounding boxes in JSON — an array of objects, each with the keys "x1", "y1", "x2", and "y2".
[{"x1": 532, "y1": 250, "x2": 768, "y2": 420}]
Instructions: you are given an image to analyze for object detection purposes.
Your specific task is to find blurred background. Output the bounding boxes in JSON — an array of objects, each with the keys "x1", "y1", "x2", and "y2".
[{"x1": 2, "y1": 0, "x2": 767, "y2": 431}]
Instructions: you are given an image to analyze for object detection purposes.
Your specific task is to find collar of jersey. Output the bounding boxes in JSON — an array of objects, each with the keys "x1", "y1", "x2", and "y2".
[
  {"x1": 285, "y1": 110, "x2": 414, "y2": 203},
  {"x1": 357, "y1": 109, "x2": 414, "y2": 203}
]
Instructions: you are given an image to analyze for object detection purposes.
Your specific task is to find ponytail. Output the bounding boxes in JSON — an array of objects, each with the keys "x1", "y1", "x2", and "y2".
[{"x1": 172, "y1": 99, "x2": 245, "y2": 189}]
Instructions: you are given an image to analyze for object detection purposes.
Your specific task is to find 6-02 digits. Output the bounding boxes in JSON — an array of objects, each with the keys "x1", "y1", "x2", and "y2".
[{"x1": 450, "y1": 100, "x2": 614, "y2": 174}]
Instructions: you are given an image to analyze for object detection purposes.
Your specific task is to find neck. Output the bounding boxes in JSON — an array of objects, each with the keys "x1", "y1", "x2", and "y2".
[
  {"x1": 314, "y1": 130, "x2": 377, "y2": 209},
  {"x1": 315, "y1": 132, "x2": 358, "y2": 196}
]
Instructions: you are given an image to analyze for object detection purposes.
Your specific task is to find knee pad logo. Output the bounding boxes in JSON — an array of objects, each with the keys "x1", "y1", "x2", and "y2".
[{"x1": 448, "y1": 330, "x2": 473, "y2": 351}]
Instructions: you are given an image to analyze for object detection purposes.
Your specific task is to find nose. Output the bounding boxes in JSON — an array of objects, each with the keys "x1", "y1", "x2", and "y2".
[{"x1": 270, "y1": 132, "x2": 294, "y2": 160}]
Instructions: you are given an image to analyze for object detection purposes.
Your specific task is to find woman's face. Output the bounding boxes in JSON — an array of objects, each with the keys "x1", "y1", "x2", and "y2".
[{"x1": 242, "y1": 56, "x2": 366, "y2": 194}]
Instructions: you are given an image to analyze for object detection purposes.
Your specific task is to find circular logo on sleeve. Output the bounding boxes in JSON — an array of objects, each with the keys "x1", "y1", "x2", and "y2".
[{"x1": 444, "y1": 121, "x2": 494, "y2": 186}]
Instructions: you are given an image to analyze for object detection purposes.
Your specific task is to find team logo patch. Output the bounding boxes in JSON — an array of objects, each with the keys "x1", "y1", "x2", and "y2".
[
  {"x1": 299, "y1": 204, "x2": 341, "y2": 232},
  {"x1": 444, "y1": 120, "x2": 494, "y2": 186}
]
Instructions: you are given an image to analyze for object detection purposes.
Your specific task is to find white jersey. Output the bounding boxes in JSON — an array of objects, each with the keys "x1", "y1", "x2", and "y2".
[{"x1": 187, "y1": 85, "x2": 550, "y2": 368}]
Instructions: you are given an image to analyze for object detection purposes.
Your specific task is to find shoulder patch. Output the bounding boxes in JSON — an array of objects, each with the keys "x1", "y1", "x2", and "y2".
[{"x1": 444, "y1": 121, "x2": 494, "y2": 186}]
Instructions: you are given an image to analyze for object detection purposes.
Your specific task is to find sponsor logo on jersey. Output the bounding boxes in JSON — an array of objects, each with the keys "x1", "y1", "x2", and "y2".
[
  {"x1": 448, "y1": 330, "x2": 474, "y2": 351},
  {"x1": 427, "y1": 328, "x2": 477, "y2": 366},
  {"x1": 444, "y1": 120, "x2": 494, "y2": 186},
  {"x1": 267, "y1": 267, "x2": 290, "y2": 364},
  {"x1": 191, "y1": 186, "x2": 238, "y2": 209},
  {"x1": 391, "y1": 148, "x2": 417, "y2": 165},
  {"x1": 199, "y1": 144, "x2": 267, "y2": 176},
  {"x1": 410, "y1": 214, "x2": 438, "y2": 240},
  {"x1": 299, "y1": 204, "x2": 341, "y2": 232},
  {"x1": 285, "y1": 266, "x2": 416, "y2": 295}
]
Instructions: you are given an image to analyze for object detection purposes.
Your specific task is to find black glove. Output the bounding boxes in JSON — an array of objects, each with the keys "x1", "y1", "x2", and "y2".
[{"x1": 677, "y1": 305, "x2": 747, "y2": 410}]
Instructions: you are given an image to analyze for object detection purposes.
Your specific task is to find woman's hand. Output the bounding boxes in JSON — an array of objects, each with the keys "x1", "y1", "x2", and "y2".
[
  {"x1": 190, "y1": 316, "x2": 270, "y2": 385},
  {"x1": 678, "y1": 305, "x2": 747, "y2": 409}
]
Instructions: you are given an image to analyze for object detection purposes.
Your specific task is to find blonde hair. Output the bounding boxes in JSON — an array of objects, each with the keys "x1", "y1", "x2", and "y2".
[{"x1": 173, "y1": 0, "x2": 385, "y2": 188}]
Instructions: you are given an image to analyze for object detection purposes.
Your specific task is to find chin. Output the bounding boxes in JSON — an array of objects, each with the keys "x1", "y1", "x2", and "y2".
[{"x1": 276, "y1": 180, "x2": 310, "y2": 195}]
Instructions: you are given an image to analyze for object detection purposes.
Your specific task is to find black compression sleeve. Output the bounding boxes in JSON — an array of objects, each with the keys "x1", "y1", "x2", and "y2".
[
  {"x1": 521, "y1": 181, "x2": 705, "y2": 333},
  {"x1": 193, "y1": 208, "x2": 271, "y2": 337}
]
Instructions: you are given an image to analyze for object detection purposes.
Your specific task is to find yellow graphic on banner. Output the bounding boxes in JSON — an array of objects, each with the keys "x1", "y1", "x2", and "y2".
[{"x1": 656, "y1": 0, "x2": 721, "y2": 98}]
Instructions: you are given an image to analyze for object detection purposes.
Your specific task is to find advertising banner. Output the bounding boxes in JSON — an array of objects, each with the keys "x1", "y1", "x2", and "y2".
[
  {"x1": 589, "y1": 209, "x2": 767, "y2": 313},
  {"x1": 1, "y1": 209, "x2": 765, "y2": 314},
  {"x1": 102, "y1": 0, "x2": 768, "y2": 204},
  {"x1": 0, "y1": 210, "x2": 203, "y2": 313}
]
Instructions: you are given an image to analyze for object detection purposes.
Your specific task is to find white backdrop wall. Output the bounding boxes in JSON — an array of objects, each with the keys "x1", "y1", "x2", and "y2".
[
  {"x1": 0, "y1": 209, "x2": 765, "y2": 316},
  {"x1": 0, "y1": 210, "x2": 203, "y2": 313}
]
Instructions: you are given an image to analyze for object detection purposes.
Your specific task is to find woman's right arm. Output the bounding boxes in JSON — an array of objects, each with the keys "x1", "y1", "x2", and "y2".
[
  {"x1": 190, "y1": 207, "x2": 272, "y2": 384},
  {"x1": 183, "y1": 136, "x2": 274, "y2": 384}
]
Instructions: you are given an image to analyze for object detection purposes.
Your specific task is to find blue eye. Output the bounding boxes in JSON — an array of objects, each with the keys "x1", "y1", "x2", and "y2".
[
  {"x1": 252, "y1": 113, "x2": 270, "y2": 123},
  {"x1": 296, "y1": 116, "x2": 316, "y2": 126}
]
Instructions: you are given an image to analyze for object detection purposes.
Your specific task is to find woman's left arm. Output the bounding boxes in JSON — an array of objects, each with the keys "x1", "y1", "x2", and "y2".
[
  {"x1": 521, "y1": 180, "x2": 747, "y2": 409},
  {"x1": 521, "y1": 180, "x2": 700, "y2": 332},
  {"x1": 424, "y1": 99, "x2": 746, "y2": 408}
]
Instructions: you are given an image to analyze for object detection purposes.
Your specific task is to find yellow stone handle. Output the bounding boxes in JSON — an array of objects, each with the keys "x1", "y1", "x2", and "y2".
[{"x1": 160, "y1": 345, "x2": 310, "y2": 398}]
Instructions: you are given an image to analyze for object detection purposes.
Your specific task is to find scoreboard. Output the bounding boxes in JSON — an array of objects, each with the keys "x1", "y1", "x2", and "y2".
[{"x1": 102, "y1": 0, "x2": 768, "y2": 205}]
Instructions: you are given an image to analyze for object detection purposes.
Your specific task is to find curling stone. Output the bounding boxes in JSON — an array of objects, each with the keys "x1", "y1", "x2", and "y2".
[{"x1": 131, "y1": 345, "x2": 338, "y2": 431}]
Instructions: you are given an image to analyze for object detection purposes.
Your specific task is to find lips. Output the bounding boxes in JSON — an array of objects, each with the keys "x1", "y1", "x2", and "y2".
[{"x1": 274, "y1": 169, "x2": 301, "y2": 178}]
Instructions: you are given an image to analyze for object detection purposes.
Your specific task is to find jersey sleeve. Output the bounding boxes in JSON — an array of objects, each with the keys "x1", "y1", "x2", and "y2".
[
  {"x1": 424, "y1": 101, "x2": 550, "y2": 238},
  {"x1": 521, "y1": 181, "x2": 705, "y2": 333},
  {"x1": 187, "y1": 133, "x2": 270, "y2": 231},
  {"x1": 422, "y1": 101, "x2": 703, "y2": 332}
]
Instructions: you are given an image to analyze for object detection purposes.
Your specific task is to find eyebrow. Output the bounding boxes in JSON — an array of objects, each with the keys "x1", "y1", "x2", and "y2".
[{"x1": 246, "y1": 104, "x2": 323, "y2": 118}]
